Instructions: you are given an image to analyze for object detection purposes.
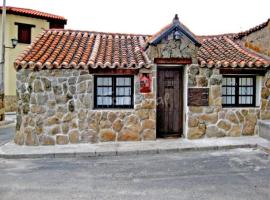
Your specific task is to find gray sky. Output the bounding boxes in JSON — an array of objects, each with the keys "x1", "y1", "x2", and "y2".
[{"x1": 5, "y1": 0, "x2": 270, "y2": 35}]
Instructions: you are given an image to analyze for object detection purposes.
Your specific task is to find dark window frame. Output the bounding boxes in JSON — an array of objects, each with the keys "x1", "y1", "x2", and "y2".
[
  {"x1": 222, "y1": 75, "x2": 256, "y2": 107},
  {"x1": 94, "y1": 75, "x2": 134, "y2": 109},
  {"x1": 15, "y1": 23, "x2": 35, "y2": 44}
]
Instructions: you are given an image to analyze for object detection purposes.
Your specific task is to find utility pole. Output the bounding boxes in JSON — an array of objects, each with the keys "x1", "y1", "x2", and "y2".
[{"x1": 0, "y1": 0, "x2": 6, "y2": 121}]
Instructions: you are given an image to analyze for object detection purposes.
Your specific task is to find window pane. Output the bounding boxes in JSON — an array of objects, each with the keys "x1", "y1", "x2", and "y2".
[
  {"x1": 247, "y1": 78, "x2": 251, "y2": 85},
  {"x1": 222, "y1": 87, "x2": 226, "y2": 95},
  {"x1": 222, "y1": 78, "x2": 226, "y2": 85},
  {"x1": 125, "y1": 87, "x2": 131, "y2": 95},
  {"x1": 222, "y1": 96, "x2": 227, "y2": 104},
  {"x1": 227, "y1": 96, "x2": 231, "y2": 104},
  {"x1": 116, "y1": 97, "x2": 131, "y2": 105},
  {"x1": 239, "y1": 96, "x2": 245, "y2": 104},
  {"x1": 239, "y1": 96, "x2": 253, "y2": 105},
  {"x1": 116, "y1": 87, "x2": 124, "y2": 95},
  {"x1": 227, "y1": 78, "x2": 230, "y2": 85},
  {"x1": 231, "y1": 87, "x2": 235, "y2": 95},
  {"x1": 240, "y1": 78, "x2": 247, "y2": 86},
  {"x1": 239, "y1": 87, "x2": 246, "y2": 95},
  {"x1": 116, "y1": 77, "x2": 131, "y2": 86},
  {"x1": 97, "y1": 97, "x2": 112, "y2": 105},
  {"x1": 97, "y1": 87, "x2": 112, "y2": 95},
  {"x1": 97, "y1": 77, "x2": 112, "y2": 86},
  {"x1": 224, "y1": 77, "x2": 235, "y2": 86},
  {"x1": 116, "y1": 87, "x2": 131, "y2": 96},
  {"x1": 246, "y1": 97, "x2": 251, "y2": 104},
  {"x1": 247, "y1": 87, "x2": 253, "y2": 95},
  {"x1": 231, "y1": 96, "x2": 235, "y2": 104},
  {"x1": 231, "y1": 78, "x2": 235, "y2": 85},
  {"x1": 226, "y1": 87, "x2": 235, "y2": 95},
  {"x1": 227, "y1": 87, "x2": 231, "y2": 95}
]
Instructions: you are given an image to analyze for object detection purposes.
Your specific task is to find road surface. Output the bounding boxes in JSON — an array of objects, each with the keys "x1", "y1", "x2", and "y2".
[{"x1": 0, "y1": 148, "x2": 269, "y2": 200}]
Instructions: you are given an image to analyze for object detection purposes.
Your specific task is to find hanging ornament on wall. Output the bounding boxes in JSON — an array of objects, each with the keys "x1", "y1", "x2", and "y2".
[{"x1": 140, "y1": 73, "x2": 152, "y2": 93}]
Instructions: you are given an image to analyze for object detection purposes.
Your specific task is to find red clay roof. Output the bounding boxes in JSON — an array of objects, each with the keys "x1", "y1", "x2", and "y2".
[
  {"x1": 15, "y1": 30, "x2": 152, "y2": 70},
  {"x1": 0, "y1": 6, "x2": 67, "y2": 23},
  {"x1": 198, "y1": 35, "x2": 270, "y2": 68},
  {"x1": 14, "y1": 19, "x2": 270, "y2": 70}
]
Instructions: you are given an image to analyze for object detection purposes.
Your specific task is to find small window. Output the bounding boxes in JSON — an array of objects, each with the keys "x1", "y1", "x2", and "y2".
[
  {"x1": 222, "y1": 75, "x2": 256, "y2": 107},
  {"x1": 94, "y1": 75, "x2": 134, "y2": 108},
  {"x1": 17, "y1": 24, "x2": 32, "y2": 44}
]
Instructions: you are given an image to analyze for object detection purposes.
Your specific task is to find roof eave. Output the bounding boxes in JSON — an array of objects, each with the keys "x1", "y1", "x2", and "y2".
[{"x1": 0, "y1": 8, "x2": 67, "y2": 23}]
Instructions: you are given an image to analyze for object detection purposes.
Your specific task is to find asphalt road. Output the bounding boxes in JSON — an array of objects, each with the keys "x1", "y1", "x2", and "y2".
[
  {"x1": 0, "y1": 148, "x2": 269, "y2": 200},
  {"x1": 0, "y1": 125, "x2": 15, "y2": 146}
]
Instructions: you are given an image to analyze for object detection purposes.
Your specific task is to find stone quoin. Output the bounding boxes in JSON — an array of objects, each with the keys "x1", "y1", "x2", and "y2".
[{"x1": 14, "y1": 15, "x2": 270, "y2": 145}]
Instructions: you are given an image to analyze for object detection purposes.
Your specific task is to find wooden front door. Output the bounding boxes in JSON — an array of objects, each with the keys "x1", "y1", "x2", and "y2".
[{"x1": 157, "y1": 68, "x2": 183, "y2": 138}]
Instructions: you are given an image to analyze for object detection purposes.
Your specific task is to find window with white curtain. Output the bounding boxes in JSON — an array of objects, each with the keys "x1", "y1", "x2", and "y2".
[
  {"x1": 222, "y1": 75, "x2": 256, "y2": 107},
  {"x1": 94, "y1": 76, "x2": 134, "y2": 108}
]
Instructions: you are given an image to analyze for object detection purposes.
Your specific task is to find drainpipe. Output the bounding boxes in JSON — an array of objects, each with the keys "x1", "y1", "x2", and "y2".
[{"x1": 0, "y1": 0, "x2": 6, "y2": 120}]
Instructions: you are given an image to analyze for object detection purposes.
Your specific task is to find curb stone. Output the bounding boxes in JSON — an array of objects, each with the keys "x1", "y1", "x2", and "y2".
[{"x1": 0, "y1": 143, "x2": 262, "y2": 159}]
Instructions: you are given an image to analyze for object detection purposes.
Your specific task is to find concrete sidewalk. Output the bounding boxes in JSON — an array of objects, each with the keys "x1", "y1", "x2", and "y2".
[
  {"x1": 0, "y1": 112, "x2": 16, "y2": 129},
  {"x1": 1, "y1": 136, "x2": 270, "y2": 159}
]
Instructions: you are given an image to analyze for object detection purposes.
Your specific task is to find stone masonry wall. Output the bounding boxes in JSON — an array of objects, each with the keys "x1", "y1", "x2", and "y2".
[
  {"x1": 146, "y1": 32, "x2": 199, "y2": 63},
  {"x1": 261, "y1": 70, "x2": 270, "y2": 119},
  {"x1": 187, "y1": 65, "x2": 270, "y2": 139},
  {"x1": 241, "y1": 22, "x2": 270, "y2": 57},
  {"x1": 15, "y1": 69, "x2": 156, "y2": 145}
]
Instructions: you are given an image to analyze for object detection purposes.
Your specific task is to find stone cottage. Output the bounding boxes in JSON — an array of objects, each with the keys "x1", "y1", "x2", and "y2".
[{"x1": 14, "y1": 15, "x2": 270, "y2": 145}]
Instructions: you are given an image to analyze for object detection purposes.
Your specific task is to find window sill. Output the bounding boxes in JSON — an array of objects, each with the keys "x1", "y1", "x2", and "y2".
[
  {"x1": 93, "y1": 108, "x2": 134, "y2": 111},
  {"x1": 222, "y1": 106, "x2": 260, "y2": 109}
]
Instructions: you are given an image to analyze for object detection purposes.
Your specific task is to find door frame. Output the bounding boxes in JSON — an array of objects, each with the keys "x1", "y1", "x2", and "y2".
[{"x1": 156, "y1": 66, "x2": 184, "y2": 138}]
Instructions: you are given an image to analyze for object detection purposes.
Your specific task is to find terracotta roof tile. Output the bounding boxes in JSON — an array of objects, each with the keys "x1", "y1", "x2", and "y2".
[
  {"x1": 15, "y1": 30, "x2": 151, "y2": 70},
  {"x1": 198, "y1": 36, "x2": 270, "y2": 68},
  {"x1": 0, "y1": 6, "x2": 66, "y2": 23},
  {"x1": 15, "y1": 19, "x2": 270, "y2": 70}
]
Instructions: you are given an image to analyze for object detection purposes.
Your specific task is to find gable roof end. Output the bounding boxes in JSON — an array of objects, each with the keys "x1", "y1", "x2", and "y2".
[{"x1": 146, "y1": 14, "x2": 201, "y2": 48}]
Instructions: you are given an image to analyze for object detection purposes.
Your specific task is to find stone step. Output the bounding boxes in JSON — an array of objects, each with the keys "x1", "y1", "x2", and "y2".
[{"x1": 258, "y1": 120, "x2": 270, "y2": 141}]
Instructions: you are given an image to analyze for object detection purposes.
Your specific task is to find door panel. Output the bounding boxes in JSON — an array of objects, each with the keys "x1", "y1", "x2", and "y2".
[{"x1": 157, "y1": 68, "x2": 182, "y2": 138}]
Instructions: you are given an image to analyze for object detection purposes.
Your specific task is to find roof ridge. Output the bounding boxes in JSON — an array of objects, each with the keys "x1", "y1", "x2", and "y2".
[
  {"x1": 0, "y1": 6, "x2": 67, "y2": 21},
  {"x1": 198, "y1": 33, "x2": 236, "y2": 40},
  {"x1": 47, "y1": 29, "x2": 151, "y2": 37},
  {"x1": 234, "y1": 18, "x2": 270, "y2": 39}
]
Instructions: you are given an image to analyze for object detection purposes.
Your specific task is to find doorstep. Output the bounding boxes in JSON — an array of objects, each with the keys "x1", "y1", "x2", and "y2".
[{"x1": 0, "y1": 136, "x2": 270, "y2": 159}]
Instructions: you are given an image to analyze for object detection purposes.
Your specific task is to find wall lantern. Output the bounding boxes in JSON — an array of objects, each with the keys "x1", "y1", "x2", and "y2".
[
  {"x1": 174, "y1": 30, "x2": 181, "y2": 40},
  {"x1": 11, "y1": 38, "x2": 18, "y2": 48},
  {"x1": 5, "y1": 38, "x2": 18, "y2": 49}
]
